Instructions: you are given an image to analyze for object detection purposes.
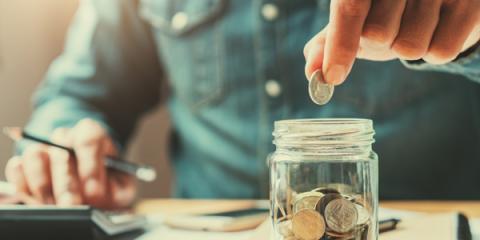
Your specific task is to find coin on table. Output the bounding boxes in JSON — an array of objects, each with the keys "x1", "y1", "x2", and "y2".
[
  {"x1": 308, "y1": 70, "x2": 334, "y2": 105},
  {"x1": 292, "y1": 209, "x2": 326, "y2": 240},
  {"x1": 293, "y1": 192, "x2": 324, "y2": 213},
  {"x1": 324, "y1": 198, "x2": 358, "y2": 233}
]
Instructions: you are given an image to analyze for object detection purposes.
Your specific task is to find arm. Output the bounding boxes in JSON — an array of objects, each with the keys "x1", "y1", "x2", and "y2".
[
  {"x1": 24, "y1": 0, "x2": 165, "y2": 152},
  {"x1": 7, "y1": 0, "x2": 165, "y2": 208}
]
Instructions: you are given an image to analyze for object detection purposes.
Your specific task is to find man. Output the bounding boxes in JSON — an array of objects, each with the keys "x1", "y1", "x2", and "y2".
[{"x1": 5, "y1": 0, "x2": 480, "y2": 209}]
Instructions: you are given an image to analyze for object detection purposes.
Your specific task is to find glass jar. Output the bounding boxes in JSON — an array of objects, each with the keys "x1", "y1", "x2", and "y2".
[{"x1": 269, "y1": 119, "x2": 378, "y2": 240}]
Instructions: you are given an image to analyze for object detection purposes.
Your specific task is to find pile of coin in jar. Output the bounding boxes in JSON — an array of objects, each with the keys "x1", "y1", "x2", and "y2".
[{"x1": 275, "y1": 187, "x2": 371, "y2": 240}]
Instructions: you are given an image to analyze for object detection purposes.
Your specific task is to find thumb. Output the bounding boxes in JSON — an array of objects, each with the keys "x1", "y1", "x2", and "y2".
[{"x1": 304, "y1": 26, "x2": 328, "y2": 80}]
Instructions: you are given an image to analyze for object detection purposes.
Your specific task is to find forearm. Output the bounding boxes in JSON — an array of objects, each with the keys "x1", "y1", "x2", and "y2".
[{"x1": 17, "y1": 0, "x2": 164, "y2": 154}]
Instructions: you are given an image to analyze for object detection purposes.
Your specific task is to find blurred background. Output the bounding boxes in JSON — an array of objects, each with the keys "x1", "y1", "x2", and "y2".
[{"x1": 0, "y1": 0, "x2": 171, "y2": 198}]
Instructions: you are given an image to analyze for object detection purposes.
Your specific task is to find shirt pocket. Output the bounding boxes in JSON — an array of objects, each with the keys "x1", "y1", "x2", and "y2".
[{"x1": 139, "y1": 0, "x2": 228, "y2": 110}]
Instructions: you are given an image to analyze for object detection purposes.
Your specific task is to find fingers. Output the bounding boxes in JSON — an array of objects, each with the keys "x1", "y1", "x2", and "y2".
[
  {"x1": 5, "y1": 156, "x2": 30, "y2": 195},
  {"x1": 308, "y1": 0, "x2": 479, "y2": 77},
  {"x1": 304, "y1": 27, "x2": 328, "y2": 79},
  {"x1": 108, "y1": 172, "x2": 136, "y2": 209},
  {"x1": 21, "y1": 145, "x2": 54, "y2": 204},
  {"x1": 424, "y1": 1, "x2": 480, "y2": 64},
  {"x1": 6, "y1": 119, "x2": 126, "y2": 209},
  {"x1": 464, "y1": 23, "x2": 480, "y2": 50},
  {"x1": 323, "y1": 0, "x2": 371, "y2": 85},
  {"x1": 71, "y1": 119, "x2": 110, "y2": 206},
  {"x1": 49, "y1": 128, "x2": 83, "y2": 206},
  {"x1": 392, "y1": 0, "x2": 443, "y2": 60},
  {"x1": 362, "y1": 0, "x2": 406, "y2": 46},
  {"x1": 358, "y1": 0, "x2": 406, "y2": 61}
]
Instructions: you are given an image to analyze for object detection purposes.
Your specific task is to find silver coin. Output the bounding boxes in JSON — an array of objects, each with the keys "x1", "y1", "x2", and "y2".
[
  {"x1": 324, "y1": 198, "x2": 358, "y2": 233},
  {"x1": 326, "y1": 230, "x2": 355, "y2": 239},
  {"x1": 354, "y1": 203, "x2": 370, "y2": 226},
  {"x1": 308, "y1": 70, "x2": 334, "y2": 105}
]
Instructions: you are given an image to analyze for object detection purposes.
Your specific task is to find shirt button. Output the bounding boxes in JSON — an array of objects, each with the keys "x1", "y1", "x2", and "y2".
[
  {"x1": 265, "y1": 80, "x2": 282, "y2": 97},
  {"x1": 171, "y1": 12, "x2": 189, "y2": 31},
  {"x1": 261, "y1": 3, "x2": 279, "y2": 21}
]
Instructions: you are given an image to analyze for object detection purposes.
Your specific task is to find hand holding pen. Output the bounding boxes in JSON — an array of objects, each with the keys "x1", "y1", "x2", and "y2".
[{"x1": 3, "y1": 119, "x2": 155, "y2": 209}]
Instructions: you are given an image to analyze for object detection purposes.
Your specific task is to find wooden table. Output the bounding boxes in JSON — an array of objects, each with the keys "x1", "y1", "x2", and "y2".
[
  {"x1": 136, "y1": 199, "x2": 480, "y2": 218},
  {"x1": 136, "y1": 199, "x2": 480, "y2": 239},
  {"x1": 381, "y1": 201, "x2": 480, "y2": 218}
]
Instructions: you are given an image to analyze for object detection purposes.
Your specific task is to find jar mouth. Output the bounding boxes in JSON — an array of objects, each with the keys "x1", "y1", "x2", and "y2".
[
  {"x1": 275, "y1": 118, "x2": 372, "y2": 126},
  {"x1": 273, "y1": 118, "x2": 375, "y2": 156}
]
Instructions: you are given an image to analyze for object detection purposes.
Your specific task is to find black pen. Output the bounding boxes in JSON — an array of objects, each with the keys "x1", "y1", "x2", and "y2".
[
  {"x1": 3, "y1": 127, "x2": 156, "y2": 182},
  {"x1": 379, "y1": 218, "x2": 401, "y2": 233}
]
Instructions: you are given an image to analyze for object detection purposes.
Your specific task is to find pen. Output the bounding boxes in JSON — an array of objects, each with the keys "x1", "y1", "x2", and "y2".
[
  {"x1": 3, "y1": 127, "x2": 156, "y2": 182},
  {"x1": 379, "y1": 218, "x2": 401, "y2": 233}
]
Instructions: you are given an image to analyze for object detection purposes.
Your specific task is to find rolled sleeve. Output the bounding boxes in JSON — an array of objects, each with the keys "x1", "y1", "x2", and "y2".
[
  {"x1": 20, "y1": 0, "x2": 166, "y2": 154},
  {"x1": 401, "y1": 44, "x2": 480, "y2": 83}
]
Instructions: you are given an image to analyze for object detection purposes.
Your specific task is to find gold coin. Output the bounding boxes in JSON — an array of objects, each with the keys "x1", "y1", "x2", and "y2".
[
  {"x1": 292, "y1": 209, "x2": 325, "y2": 240},
  {"x1": 293, "y1": 192, "x2": 324, "y2": 213}
]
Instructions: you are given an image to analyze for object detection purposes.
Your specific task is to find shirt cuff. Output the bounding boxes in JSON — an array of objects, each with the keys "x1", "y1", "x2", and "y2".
[{"x1": 400, "y1": 43, "x2": 480, "y2": 82}]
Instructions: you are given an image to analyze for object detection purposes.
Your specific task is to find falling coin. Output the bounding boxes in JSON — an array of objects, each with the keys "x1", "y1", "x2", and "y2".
[
  {"x1": 324, "y1": 198, "x2": 359, "y2": 234},
  {"x1": 292, "y1": 209, "x2": 326, "y2": 240},
  {"x1": 308, "y1": 70, "x2": 334, "y2": 105}
]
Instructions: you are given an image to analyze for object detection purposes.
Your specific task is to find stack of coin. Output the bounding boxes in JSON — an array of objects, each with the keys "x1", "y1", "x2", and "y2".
[{"x1": 275, "y1": 187, "x2": 372, "y2": 240}]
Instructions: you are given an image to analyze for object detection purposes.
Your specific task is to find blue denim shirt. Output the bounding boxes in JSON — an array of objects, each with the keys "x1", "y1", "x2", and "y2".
[{"x1": 24, "y1": 0, "x2": 480, "y2": 200}]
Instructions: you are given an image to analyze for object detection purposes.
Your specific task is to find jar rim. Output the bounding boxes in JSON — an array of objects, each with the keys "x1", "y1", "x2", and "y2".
[
  {"x1": 273, "y1": 118, "x2": 375, "y2": 157},
  {"x1": 275, "y1": 118, "x2": 372, "y2": 126}
]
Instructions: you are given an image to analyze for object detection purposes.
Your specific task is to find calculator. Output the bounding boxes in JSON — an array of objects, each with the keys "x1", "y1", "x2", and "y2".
[{"x1": 0, "y1": 205, "x2": 146, "y2": 240}]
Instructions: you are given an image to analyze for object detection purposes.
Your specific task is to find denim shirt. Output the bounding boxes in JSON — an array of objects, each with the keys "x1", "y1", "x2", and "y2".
[{"x1": 24, "y1": 0, "x2": 480, "y2": 200}]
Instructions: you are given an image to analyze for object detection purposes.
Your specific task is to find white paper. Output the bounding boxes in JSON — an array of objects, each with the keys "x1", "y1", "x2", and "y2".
[
  {"x1": 137, "y1": 214, "x2": 255, "y2": 240},
  {"x1": 468, "y1": 218, "x2": 480, "y2": 240}
]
